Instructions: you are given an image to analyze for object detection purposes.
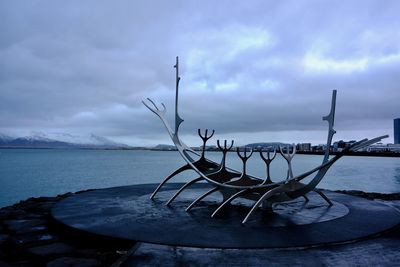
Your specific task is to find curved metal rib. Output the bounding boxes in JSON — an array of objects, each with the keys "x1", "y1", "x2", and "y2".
[
  {"x1": 313, "y1": 189, "x2": 333, "y2": 206},
  {"x1": 148, "y1": 127, "x2": 217, "y2": 200},
  {"x1": 150, "y1": 164, "x2": 192, "y2": 200},
  {"x1": 242, "y1": 185, "x2": 287, "y2": 224},
  {"x1": 165, "y1": 177, "x2": 204, "y2": 206},
  {"x1": 211, "y1": 189, "x2": 248, "y2": 218},
  {"x1": 186, "y1": 187, "x2": 219, "y2": 212}
]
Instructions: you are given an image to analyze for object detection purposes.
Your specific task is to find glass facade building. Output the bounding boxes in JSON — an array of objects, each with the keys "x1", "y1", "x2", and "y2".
[{"x1": 394, "y1": 118, "x2": 400, "y2": 144}]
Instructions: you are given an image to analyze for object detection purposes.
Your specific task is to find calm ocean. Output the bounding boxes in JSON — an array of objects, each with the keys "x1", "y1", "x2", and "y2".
[{"x1": 1, "y1": 149, "x2": 400, "y2": 208}]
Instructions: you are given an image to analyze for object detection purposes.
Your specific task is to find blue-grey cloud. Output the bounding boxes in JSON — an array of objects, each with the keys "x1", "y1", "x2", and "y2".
[{"x1": 0, "y1": 0, "x2": 399, "y2": 146}]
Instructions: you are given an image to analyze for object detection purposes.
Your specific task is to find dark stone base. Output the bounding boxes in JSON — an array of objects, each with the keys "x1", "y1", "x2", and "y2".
[
  {"x1": 0, "y1": 193, "x2": 133, "y2": 267},
  {"x1": 51, "y1": 183, "x2": 400, "y2": 248}
]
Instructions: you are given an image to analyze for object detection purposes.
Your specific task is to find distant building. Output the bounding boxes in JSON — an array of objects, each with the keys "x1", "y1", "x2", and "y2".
[
  {"x1": 332, "y1": 140, "x2": 356, "y2": 152},
  {"x1": 394, "y1": 118, "x2": 400, "y2": 144},
  {"x1": 365, "y1": 143, "x2": 390, "y2": 152},
  {"x1": 333, "y1": 140, "x2": 346, "y2": 151},
  {"x1": 296, "y1": 143, "x2": 311, "y2": 152},
  {"x1": 387, "y1": 144, "x2": 400, "y2": 153},
  {"x1": 362, "y1": 143, "x2": 400, "y2": 153},
  {"x1": 312, "y1": 144, "x2": 327, "y2": 152}
]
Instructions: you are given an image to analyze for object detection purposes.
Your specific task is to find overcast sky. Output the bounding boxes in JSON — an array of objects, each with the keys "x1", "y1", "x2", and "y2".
[{"x1": 0, "y1": 0, "x2": 399, "y2": 146}]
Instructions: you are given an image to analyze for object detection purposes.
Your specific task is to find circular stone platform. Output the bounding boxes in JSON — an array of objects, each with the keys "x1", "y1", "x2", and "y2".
[{"x1": 51, "y1": 183, "x2": 400, "y2": 248}]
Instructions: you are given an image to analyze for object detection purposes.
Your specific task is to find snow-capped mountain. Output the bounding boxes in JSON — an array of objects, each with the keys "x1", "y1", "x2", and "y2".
[
  {"x1": 0, "y1": 131, "x2": 130, "y2": 149},
  {"x1": 43, "y1": 133, "x2": 125, "y2": 147},
  {"x1": 0, "y1": 133, "x2": 13, "y2": 141},
  {"x1": 0, "y1": 133, "x2": 15, "y2": 144}
]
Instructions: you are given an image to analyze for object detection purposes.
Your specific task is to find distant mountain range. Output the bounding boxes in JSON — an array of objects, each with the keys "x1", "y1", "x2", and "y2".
[
  {"x1": 0, "y1": 132, "x2": 294, "y2": 151},
  {"x1": 151, "y1": 144, "x2": 177, "y2": 150},
  {"x1": 0, "y1": 132, "x2": 130, "y2": 149}
]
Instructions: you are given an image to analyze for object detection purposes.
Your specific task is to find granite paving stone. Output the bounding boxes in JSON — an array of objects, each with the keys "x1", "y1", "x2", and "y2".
[
  {"x1": 28, "y1": 242, "x2": 75, "y2": 257},
  {"x1": 122, "y1": 236, "x2": 400, "y2": 267},
  {"x1": 0, "y1": 234, "x2": 8, "y2": 246},
  {"x1": 4, "y1": 219, "x2": 47, "y2": 233},
  {"x1": 11, "y1": 232, "x2": 59, "y2": 247},
  {"x1": 0, "y1": 260, "x2": 13, "y2": 267},
  {"x1": 46, "y1": 257, "x2": 101, "y2": 267}
]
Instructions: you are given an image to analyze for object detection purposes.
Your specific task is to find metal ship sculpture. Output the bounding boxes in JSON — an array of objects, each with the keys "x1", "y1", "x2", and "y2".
[{"x1": 143, "y1": 57, "x2": 388, "y2": 224}]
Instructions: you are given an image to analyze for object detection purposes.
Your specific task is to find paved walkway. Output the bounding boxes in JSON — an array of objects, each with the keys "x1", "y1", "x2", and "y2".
[
  {"x1": 123, "y1": 233, "x2": 400, "y2": 267},
  {"x1": 124, "y1": 200, "x2": 400, "y2": 266}
]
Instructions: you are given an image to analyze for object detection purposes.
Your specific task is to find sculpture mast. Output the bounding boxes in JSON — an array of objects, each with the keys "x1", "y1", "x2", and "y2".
[
  {"x1": 322, "y1": 90, "x2": 337, "y2": 163},
  {"x1": 174, "y1": 56, "x2": 184, "y2": 135}
]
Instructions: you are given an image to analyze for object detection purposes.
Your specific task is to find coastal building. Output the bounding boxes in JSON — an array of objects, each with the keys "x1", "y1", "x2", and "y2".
[
  {"x1": 332, "y1": 140, "x2": 356, "y2": 152},
  {"x1": 312, "y1": 144, "x2": 328, "y2": 152},
  {"x1": 360, "y1": 143, "x2": 400, "y2": 153},
  {"x1": 394, "y1": 118, "x2": 400, "y2": 144},
  {"x1": 366, "y1": 143, "x2": 390, "y2": 152},
  {"x1": 296, "y1": 143, "x2": 312, "y2": 152},
  {"x1": 387, "y1": 144, "x2": 400, "y2": 153}
]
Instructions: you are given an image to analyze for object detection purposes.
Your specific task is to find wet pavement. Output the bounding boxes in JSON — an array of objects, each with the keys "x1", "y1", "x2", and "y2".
[{"x1": 1, "y1": 184, "x2": 399, "y2": 266}]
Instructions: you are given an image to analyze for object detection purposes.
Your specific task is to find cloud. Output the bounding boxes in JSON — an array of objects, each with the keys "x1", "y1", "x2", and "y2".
[{"x1": 0, "y1": 0, "x2": 399, "y2": 145}]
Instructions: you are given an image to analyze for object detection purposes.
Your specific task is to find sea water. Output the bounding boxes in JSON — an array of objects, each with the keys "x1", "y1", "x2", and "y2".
[{"x1": 0, "y1": 149, "x2": 399, "y2": 208}]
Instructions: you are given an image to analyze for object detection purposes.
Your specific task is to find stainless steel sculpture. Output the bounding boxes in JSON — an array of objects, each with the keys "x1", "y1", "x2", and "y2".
[{"x1": 143, "y1": 57, "x2": 388, "y2": 224}]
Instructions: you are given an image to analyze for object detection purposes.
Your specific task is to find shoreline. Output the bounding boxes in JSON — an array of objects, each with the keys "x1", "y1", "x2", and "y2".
[{"x1": 2, "y1": 147, "x2": 400, "y2": 157}]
